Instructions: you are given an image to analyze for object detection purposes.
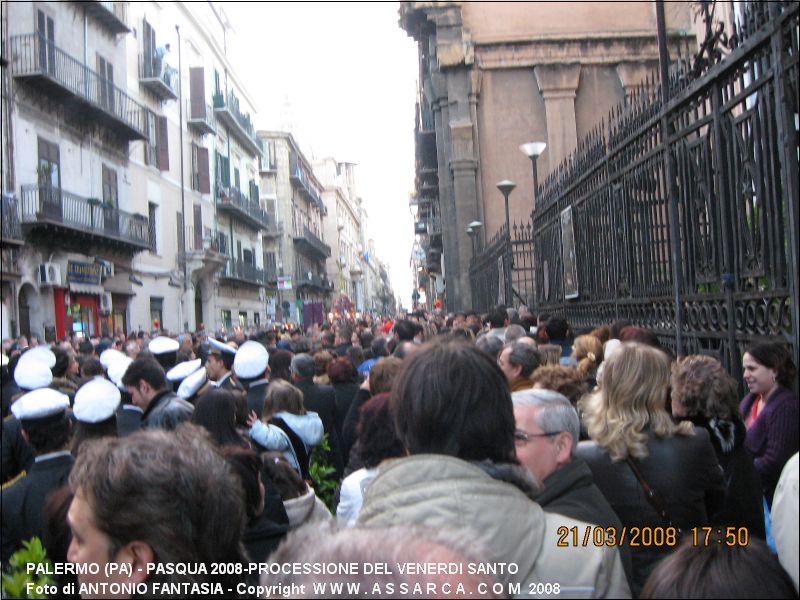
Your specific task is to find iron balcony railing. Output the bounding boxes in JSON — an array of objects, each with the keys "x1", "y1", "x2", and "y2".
[
  {"x1": 1, "y1": 195, "x2": 23, "y2": 243},
  {"x1": 186, "y1": 99, "x2": 216, "y2": 135},
  {"x1": 220, "y1": 259, "x2": 267, "y2": 286},
  {"x1": 215, "y1": 184, "x2": 269, "y2": 230},
  {"x1": 293, "y1": 225, "x2": 331, "y2": 259},
  {"x1": 212, "y1": 90, "x2": 261, "y2": 156},
  {"x1": 138, "y1": 53, "x2": 178, "y2": 100},
  {"x1": 9, "y1": 34, "x2": 147, "y2": 140},
  {"x1": 295, "y1": 271, "x2": 333, "y2": 291},
  {"x1": 183, "y1": 226, "x2": 228, "y2": 255},
  {"x1": 288, "y1": 153, "x2": 324, "y2": 210},
  {"x1": 81, "y1": 2, "x2": 130, "y2": 35},
  {"x1": 19, "y1": 184, "x2": 149, "y2": 250}
]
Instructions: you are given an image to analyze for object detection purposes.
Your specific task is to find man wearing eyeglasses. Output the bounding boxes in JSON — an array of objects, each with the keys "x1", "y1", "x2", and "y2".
[{"x1": 513, "y1": 388, "x2": 633, "y2": 586}]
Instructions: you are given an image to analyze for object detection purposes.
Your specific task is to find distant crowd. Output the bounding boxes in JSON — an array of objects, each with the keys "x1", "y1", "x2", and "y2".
[{"x1": 1, "y1": 306, "x2": 798, "y2": 599}]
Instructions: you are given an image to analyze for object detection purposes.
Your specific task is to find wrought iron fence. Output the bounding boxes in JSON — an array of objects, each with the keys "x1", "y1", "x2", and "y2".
[{"x1": 469, "y1": 1, "x2": 799, "y2": 377}]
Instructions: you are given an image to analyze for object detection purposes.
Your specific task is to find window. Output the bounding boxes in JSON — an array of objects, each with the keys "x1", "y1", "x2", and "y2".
[
  {"x1": 216, "y1": 152, "x2": 230, "y2": 188},
  {"x1": 221, "y1": 309, "x2": 232, "y2": 330},
  {"x1": 249, "y1": 180, "x2": 259, "y2": 202},
  {"x1": 150, "y1": 297, "x2": 163, "y2": 330},
  {"x1": 242, "y1": 248, "x2": 253, "y2": 265},
  {"x1": 96, "y1": 54, "x2": 114, "y2": 112},
  {"x1": 37, "y1": 10, "x2": 55, "y2": 75},
  {"x1": 37, "y1": 137, "x2": 60, "y2": 188},
  {"x1": 238, "y1": 311, "x2": 247, "y2": 328},
  {"x1": 234, "y1": 167, "x2": 240, "y2": 191},
  {"x1": 144, "y1": 113, "x2": 168, "y2": 170},
  {"x1": 148, "y1": 202, "x2": 158, "y2": 253},
  {"x1": 191, "y1": 144, "x2": 210, "y2": 193},
  {"x1": 102, "y1": 165, "x2": 118, "y2": 207},
  {"x1": 253, "y1": 312, "x2": 260, "y2": 327}
]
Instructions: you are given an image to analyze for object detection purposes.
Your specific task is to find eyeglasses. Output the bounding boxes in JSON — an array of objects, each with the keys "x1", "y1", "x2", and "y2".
[{"x1": 514, "y1": 429, "x2": 561, "y2": 444}]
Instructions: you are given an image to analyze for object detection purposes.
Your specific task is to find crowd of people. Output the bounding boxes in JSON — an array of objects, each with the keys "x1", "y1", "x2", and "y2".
[{"x1": 0, "y1": 306, "x2": 797, "y2": 598}]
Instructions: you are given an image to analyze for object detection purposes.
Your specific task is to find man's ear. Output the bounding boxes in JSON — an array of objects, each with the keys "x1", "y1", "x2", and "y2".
[
  {"x1": 555, "y1": 432, "x2": 574, "y2": 466},
  {"x1": 114, "y1": 541, "x2": 155, "y2": 584}
]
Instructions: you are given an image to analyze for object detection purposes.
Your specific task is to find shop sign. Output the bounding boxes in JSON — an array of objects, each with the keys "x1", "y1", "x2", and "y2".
[
  {"x1": 277, "y1": 276, "x2": 293, "y2": 291},
  {"x1": 67, "y1": 261, "x2": 102, "y2": 285}
]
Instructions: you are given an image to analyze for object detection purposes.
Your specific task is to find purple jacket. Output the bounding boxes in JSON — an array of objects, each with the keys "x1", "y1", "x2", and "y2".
[{"x1": 740, "y1": 386, "x2": 799, "y2": 503}]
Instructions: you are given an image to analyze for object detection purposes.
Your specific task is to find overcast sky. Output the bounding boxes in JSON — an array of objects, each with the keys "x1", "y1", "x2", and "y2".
[{"x1": 222, "y1": 2, "x2": 418, "y2": 310}]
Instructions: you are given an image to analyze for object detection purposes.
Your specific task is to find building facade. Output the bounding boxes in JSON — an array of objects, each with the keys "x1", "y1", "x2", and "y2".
[
  {"x1": 1, "y1": 1, "x2": 268, "y2": 340},
  {"x1": 258, "y1": 131, "x2": 331, "y2": 329},
  {"x1": 399, "y1": 1, "x2": 696, "y2": 311}
]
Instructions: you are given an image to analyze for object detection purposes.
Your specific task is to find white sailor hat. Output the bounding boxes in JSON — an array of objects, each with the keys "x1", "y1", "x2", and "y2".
[
  {"x1": 107, "y1": 356, "x2": 133, "y2": 390},
  {"x1": 166, "y1": 358, "x2": 202, "y2": 382},
  {"x1": 148, "y1": 336, "x2": 179, "y2": 355},
  {"x1": 208, "y1": 337, "x2": 236, "y2": 356},
  {"x1": 177, "y1": 365, "x2": 207, "y2": 399},
  {"x1": 73, "y1": 377, "x2": 121, "y2": 423},
  {"x1": 233, "y1": 341, "x2": 269, "y2": 379},
  {"x1": 11, "y1": 388, "x2": 70, "y2": 423},
  {"x1": 99, "y1": 348, "x2": 126, "y2": 370},
  {"x1": 1, "y1": 353, "x2": 8, "y2": 367},
  {"x1": 14, "y1": 359, "x2": 54, "y2": 390},
  {"x1": 18, "y1": 346, "x2": 57, "y2": 370}
]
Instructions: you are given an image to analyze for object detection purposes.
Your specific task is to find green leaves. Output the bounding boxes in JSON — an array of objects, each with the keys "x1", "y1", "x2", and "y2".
[
  {"x1": 309, "y1": 433, "x2": 339, "y2": 512},
  {"x1": 1, "y1": 538, "x2": 55, "y2": 599}
]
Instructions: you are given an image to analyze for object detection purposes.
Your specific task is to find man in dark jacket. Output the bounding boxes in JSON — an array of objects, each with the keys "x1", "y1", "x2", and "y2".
[
  {"x1": 121, "y1": 357, "x2": 193, "y2": 430},
  {"x1": 233, "y1": 341, "x2": 270, "y2": 419},
  {"x1": 513, "y1": 388, "x2": 632, "y2": 584},
  {"x1": 291, "y1": 353, "x2": 344, "y2": 478},
  {"x1": 1, "y1": 388, "x2": 74, "y2": 564}
]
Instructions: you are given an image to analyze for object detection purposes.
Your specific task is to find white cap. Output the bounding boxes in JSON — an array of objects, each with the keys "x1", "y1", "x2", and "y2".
[
  {"x1": 208, "y1": 337, "x2": 236, "y2": 356},
  {"x1": 603, "y1": 339, "x2": 622, "y2": 362},
  {"x1": 73, "y1": 377, "x2": 121, "y2": 423},
  {"x1": 99, "y1": 348, "x2": 126, "y2": 370},
  {"x1": 166, "y1": 358, "x2": 202, "y2": 382},
  {"x1": 18, "y1": 346, "x2": 57, "y2": 370},
  {"x1": 233, "y1": 341, "x2": 269, "y2": 379},
  {"x1": 1, "y1": 354, "x2": 8, "y2": 367},
  {"x1": 148, "y1": 336, "x2": 179, "y2": 355},
  {"x1": 107, "y1": 356, "x2": 133, "y2": 390},
  {"x1": 11, "y1": 388, "x2": 70, "y2": 422},
  {"x1": 177, "y1": 366, "x2": 207, "y2": 399},
  {"x1": 14, "y1": 360, "x2": 54, "y2": 390}
]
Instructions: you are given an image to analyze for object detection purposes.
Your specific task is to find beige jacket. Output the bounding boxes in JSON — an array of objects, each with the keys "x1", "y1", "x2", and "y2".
[{"x1": 359, "y1": 455, "x2": 630, "y2": 599}]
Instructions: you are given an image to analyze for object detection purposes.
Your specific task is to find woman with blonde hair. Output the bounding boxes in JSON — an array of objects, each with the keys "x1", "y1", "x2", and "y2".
[
  {"x1": 571, "y1": 334, "x2": 603, "y2": 389},
  {"x1": 246, "y1": 379, "x2": 323, "y2": 479},
  {"x1": 577, "y1": 343, "x2": 726, "y2": 596}
]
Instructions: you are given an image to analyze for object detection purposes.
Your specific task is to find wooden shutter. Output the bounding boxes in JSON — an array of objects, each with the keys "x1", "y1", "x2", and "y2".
[
  {"x1": 193, "y1": 205, "x2": 203, "y2": 250},
  {"x1": 189, "y1": 67, "x2": 205, "y2": 119},
  {"x1": 102, "y1": 165, "x2": 117, "y2": 206},
  {"x1": 156, "y1": 116, "x2": 169, "y2": 171},
  {"x1": 197, "y1": 147, "x2": 210, "y2": 194}
]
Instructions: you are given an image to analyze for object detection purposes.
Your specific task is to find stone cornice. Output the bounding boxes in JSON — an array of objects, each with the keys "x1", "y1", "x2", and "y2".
[{"x1": 475, "y1": 33, "x2": 691, "y2": 70}]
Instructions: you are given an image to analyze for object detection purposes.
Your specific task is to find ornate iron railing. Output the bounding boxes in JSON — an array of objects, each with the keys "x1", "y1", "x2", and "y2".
[{"x1": 470, "y1": 1, "x2": 799, "y2": 379}]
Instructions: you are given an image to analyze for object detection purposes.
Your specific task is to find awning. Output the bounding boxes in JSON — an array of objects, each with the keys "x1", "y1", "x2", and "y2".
[{"x1": 68, "y1": 282, "x2": 105, "y2": 296}]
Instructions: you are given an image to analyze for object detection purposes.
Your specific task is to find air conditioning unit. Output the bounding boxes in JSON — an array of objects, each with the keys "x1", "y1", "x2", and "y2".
[
  {"x1": 100, "y1": 292, "x2": 113, "y2": 314},
  {"x1": 38, "y1": 263, "x2": 62, "y2": 287}
]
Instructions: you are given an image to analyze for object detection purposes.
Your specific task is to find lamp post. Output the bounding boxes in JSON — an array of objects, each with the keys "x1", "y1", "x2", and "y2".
[
  {"x1": 467, "y1": 220, "x2": 483, "y2": 254},
  {"x1": 519, "y1": 142, "x2": 546, "y2": 211},
  {"x1": 497, "y1": 180, "x2": 516, "y2": 306},
  {"x1": 466, "y1": 226, "x2": 475, "y2": 258}
]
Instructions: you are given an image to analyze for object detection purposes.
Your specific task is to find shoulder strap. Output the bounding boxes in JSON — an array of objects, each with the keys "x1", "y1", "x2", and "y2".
[
  {"x1": 270, "y1": 417, "x2": 311, "y2": 480},
  {"x1": 625, "y1": 456, "x2": 672, "y2": 525}
]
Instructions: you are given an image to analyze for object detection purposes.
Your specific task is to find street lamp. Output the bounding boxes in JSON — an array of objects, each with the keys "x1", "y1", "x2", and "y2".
[
  {"x1": 467, "y1": 220, "x2": 483, "y2": 257},
  {"x1": 496, "y1": 180, "x2": 516, "y2": 306},
  {"x1": 519, "y1": 142, "x2": 546, "y2": 211},
  {"x1": 466, "y1": 226, "x2": 475, "y2": 258}
]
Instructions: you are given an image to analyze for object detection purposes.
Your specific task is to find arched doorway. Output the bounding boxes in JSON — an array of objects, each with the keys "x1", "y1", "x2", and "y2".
[
  {"x1": 194, "y1": 284, "x2": 203, "y2": 332},
  {"x1": 18, "y1": 283, "x2": 39, "y2": 340}
]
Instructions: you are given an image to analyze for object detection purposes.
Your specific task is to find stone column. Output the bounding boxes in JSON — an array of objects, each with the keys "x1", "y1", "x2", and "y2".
[{"x1": 534, "y1": 63, "x2": 582, "y2": 169}]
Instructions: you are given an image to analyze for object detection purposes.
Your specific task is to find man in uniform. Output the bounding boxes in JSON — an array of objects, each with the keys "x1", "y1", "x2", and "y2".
[
  {"x1": 206, "y1": 338, "x2": 242, "y2": 391},
  {"x1": 1, "y1": 388, "x2": 73, "y2": 564},
  {"x1": 233, "y1": 341, "x2": 270, "y2": 418}
]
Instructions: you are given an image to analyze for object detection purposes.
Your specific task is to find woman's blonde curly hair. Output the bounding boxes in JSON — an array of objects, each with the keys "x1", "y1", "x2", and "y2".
[{"x1": 579, "y1": 343, "x2": 694, "y2": 461}]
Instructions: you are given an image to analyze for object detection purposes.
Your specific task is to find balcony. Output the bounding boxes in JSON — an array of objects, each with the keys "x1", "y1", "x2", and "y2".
[
  {"x1": 215, "y1": 184, "x2": 269, "y2": 231},
  {"x1": 293, "y1": 225, "x2": 331, "y2": 261},
  {"x1": 288, "y1": 154, "x2": 324, "y2": 212},
  {"x1": 1, "y1": 195, "x2": 24, "y2": 246},
  {"x1": 219, "y1": 259, "x2": 267, "y2": 288},
  {"x1": 9, "y1": 34, "x2": 147, "y2": 141},
  {"x1": 78, "y1": 2, "x2": 130, "y2": 35},
  {"x1": 262, "y1": 215, "x2": 281, "y2": 239},
  {"x1": 19, "y1": 184, "x2": 149, "y2": 253},
  {"x1": 212, "y1": 90, "x2": 261, "y2": 156},
  {"x1": 138, "y1": 54, "x2": 178, "y2": 101},
  {"x1": 181, "y1": 226, "x2": 228, "y2": 277},
  {"x1": 186, "y1": 99, "x2": 216, "y2": 135},
  {"x1": 295, "y1": 271, "x2": 333, "y2": 293}
]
